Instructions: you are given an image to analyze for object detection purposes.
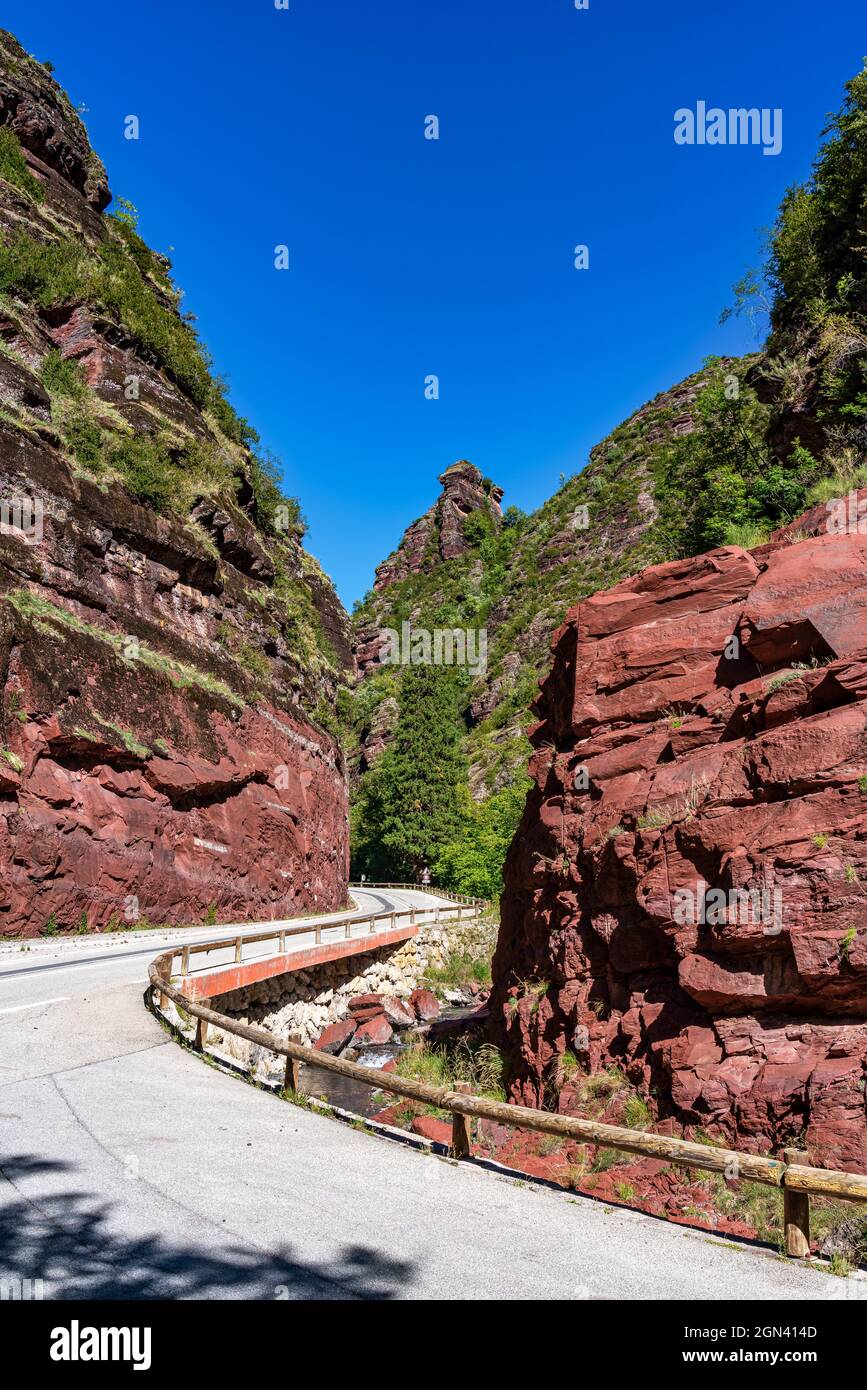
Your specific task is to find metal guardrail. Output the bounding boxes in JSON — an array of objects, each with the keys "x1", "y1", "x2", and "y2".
[{"x1": 147, "y1": 892, "x2": 867, "y2": 1260}]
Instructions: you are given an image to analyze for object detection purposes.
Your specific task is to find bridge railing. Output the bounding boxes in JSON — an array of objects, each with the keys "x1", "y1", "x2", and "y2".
[
  {"x1": 147, "y1": 896, "x2": 867, "y2": 1261},
  {"x1": 353, "y1": 881, "x2": 490, "y2": 908},
  {"x1": 164, "y1": 890, "x2": 484, "y2": 978}
]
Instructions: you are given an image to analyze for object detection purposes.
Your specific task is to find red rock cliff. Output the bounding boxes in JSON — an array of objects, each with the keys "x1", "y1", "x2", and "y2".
[
  {"x1": 492, "y1": 509, "x2": 867, "y2": 1170},
  {"x1": 0, "y1": 33, "x2": 350, "y2": 934}
]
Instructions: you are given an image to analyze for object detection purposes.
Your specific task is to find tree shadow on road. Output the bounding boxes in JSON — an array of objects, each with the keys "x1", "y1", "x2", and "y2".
[{"x1": 0, "y1": 1154, "x2": 415, "y2": 1300}]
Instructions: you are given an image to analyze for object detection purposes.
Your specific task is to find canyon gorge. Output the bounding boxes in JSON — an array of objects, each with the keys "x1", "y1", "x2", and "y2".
[{"x1": 1, "y1": 24, "x2": 866, "y2": 1178}]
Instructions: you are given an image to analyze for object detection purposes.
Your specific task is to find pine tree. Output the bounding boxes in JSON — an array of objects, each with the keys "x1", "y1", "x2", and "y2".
[{"x1": 377, "y1": 663, "x2": 467, "y2": 878}]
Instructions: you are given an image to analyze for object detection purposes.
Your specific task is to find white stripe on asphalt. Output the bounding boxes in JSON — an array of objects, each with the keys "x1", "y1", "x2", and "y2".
[{"x1": 0, "y1": 996, "x2": 69, "y2": 1014}]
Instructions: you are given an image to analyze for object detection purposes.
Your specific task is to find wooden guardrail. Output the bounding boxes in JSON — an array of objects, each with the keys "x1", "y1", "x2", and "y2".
[{"x1": 147, "y1": 894, "x2": 867, "y2": 1260}]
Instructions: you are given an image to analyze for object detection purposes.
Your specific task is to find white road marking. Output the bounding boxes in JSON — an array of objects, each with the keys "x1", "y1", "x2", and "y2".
[{"x1": 0, "y1": 996, "x2": 69, "y2": 1015}]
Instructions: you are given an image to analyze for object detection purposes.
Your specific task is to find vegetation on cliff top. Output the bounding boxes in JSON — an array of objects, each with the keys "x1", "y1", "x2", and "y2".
[{"x1": 727, "y1": 60, "x2": 867, "y2": 492}]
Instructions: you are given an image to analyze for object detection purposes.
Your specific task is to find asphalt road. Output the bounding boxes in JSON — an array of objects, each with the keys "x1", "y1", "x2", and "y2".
[{"x1": 0, "y1": 889, "x2": 861, "y2": 1301}]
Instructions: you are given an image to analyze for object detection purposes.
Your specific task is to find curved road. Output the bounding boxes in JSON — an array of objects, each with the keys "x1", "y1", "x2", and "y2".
[{"x1": 0, "y1": 890, "x2": 859, "y2": 1301}]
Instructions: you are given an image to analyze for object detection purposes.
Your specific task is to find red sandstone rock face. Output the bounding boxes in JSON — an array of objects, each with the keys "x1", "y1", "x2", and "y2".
[
  {"x1": 410, "y1": 1114, "x2": 452, "y2": 1145},
  {"x1": 437, "y1": 461, "x2": 503, "y2": 562},
  {"x1": 492, "y1": 526, "x2": 867, "y2": 1169},
  {"x1": 358, "y1": 695, "x2": 397, "y2": 771},
  {"x1": 0, "y1": 628, "x2": 348, "y2": 932},
  {"x1": 0, "y1": 33, "x2": 109, "y2": 220},
  {"x1": 381, "y1": 995, "x2": 416, "y2": 1027},
  {"x1": 348, "y1": 993, "x2": 385, "y2": 1013},
  {"x1": 354, "y1": 460, "x2": 503, "y2": 693},
  {"x1": 0, "y1": 33, "x2": 350, "y2": 935}
]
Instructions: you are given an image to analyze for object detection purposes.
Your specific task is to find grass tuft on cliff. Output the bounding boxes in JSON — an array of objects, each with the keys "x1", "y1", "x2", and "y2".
[
  {"x1": 0, "y1": 199, "x2": 309, "y2": 553},
  {"x1": 0, "y1": 126, "x2": 43, "y2": 202},
  {"x1": 5, "y1": 588, "x2": 246, "y2": 711}
]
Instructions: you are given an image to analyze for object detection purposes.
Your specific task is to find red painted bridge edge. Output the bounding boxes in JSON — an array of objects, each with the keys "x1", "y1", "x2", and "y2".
[{"x1": 180, "y1": 922, "x2": 420, "y2": 1000}]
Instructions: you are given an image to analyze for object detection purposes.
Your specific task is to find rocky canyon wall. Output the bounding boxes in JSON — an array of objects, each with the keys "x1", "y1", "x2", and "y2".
[
  {"x1": 492, "y1": 506, "x2": 867, "y2": 1169},
  {"x1": 0, "y1": 32, "x2": 350, "y2": 934}
]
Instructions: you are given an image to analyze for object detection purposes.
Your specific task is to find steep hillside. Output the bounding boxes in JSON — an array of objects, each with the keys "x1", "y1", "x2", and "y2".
[
  {"x1": 349, "y1": 357, "x2": 787, "y2": 889},
  {"x1": 0, "y1": 31, "x2": 351, "y2": 934}
]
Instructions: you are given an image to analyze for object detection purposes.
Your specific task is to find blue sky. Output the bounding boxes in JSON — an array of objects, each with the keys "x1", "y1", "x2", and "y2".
[{"x1": 3, "y1": 0, "x2": 864, "y2": 605}]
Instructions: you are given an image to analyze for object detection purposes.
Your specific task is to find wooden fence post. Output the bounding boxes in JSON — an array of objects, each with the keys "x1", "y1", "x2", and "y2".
[
  {"x1": 181, "y1": 945, "x2": 190, "y2": 974},
  {"x1": 284, "y1": 1055, "x2": 301, "y2": 1093},
  {"x1": 451, "y1": 1081, "x2": 472, "y2": 1159},
  {"x1": 234, "y1": 936, "x2": 242, "y2": 963},
  {"x1": 783, "y1": 1148, "x2": 811, "y2": 1257},
  {"x1": 194, "y1": 1004, "x2": 209, "y2": 1052}
]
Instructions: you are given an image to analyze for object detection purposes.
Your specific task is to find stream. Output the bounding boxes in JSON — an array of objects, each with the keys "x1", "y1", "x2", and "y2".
[{"x1": 281, "y1": 1003, "x2": 477, "y2": 1117}]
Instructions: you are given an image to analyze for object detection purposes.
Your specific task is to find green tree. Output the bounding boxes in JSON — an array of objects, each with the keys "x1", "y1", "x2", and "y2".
[
  {"x1": 652, "y1": 358, "x2": 783, "y2": 555},
  {"x1": 770, "y1": 63, "x2": 867, "y2": 324},
  {"x1": 725, "y1": 62, "x2": 867, "y2": 468},
  {"x1": 434, "y1": 779, "x2": 530, "y2": 899},
  {"x1": 364, "y1": 663, "x2": 467, "y2": 879},
  {"x1": 350, "y1": 757, "x2": 392, "y2": 880}
]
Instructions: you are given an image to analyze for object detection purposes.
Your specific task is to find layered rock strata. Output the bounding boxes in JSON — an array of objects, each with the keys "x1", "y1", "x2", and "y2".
[
  {"x1": 0, "y1": 32, "x2": 350, "y2": 933},
  {"x1": 493, "y1": 509, "x2": 867, "y2": 1169}
]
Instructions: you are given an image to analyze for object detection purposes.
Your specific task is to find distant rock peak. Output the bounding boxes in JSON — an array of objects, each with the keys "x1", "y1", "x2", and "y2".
[{"x1": 373, "y1": 459, "x2": 503, "y2": 592}]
